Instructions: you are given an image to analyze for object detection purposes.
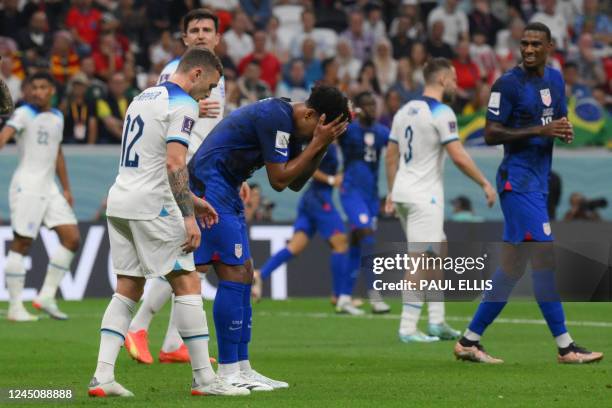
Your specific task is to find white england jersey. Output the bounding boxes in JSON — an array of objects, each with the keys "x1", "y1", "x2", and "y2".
[
  {"x1": 106, "y1": 82, "x2": 198, "y2": 220},
  {"x1": 6, "y1": 104, "x2": 64, "y2": 194},
  {"x1": 389, "y1": 96, "x2": 459, "y2": 204},
  {"x1": 158, "y1": 57, "x2": 225, "y2": 161}
]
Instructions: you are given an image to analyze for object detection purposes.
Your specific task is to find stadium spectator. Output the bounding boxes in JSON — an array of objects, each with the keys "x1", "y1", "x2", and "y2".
[
  {"x1": 240, "y1": 0, "x2": 273, "y2": 30},
  {"x1": 113, "y1": 0, "x2": 147, "y2": 46},
  {"x1": 373, "y1": 38, "x2": 398, "y2": 94},
  {"x1": 299, "y1": 38, "x2": 323, "y2": 86},
  {"x1": 96, "y1": 71, "x2": 131, "y2": 143},
  {"x1": 0, "y1": 46, "x2": 21, "y2": 103},
  {"x1": 461, "y1": 82, "x2": 491, "y2": 115},
  {"x1": 276, "y1": 59, "x2": 310, "y2": 101},
  {"x1": 92, "y1": 32, "x2": 126, "y2": 81},
  {"x1": 289, "y1": 9, "x2": 337, "y2": 60},
  {"x1": 567, "y1": 33, "x2": 607, "y2": 89},
  {"x1": 409, "y1": 42, "x2": 427, "y2": 87},
  {"x1": 425, "y1": 21, "x2": 454, "y2": 59},
  {"x1": 495, "y1": 18, "x2": 525, "y2": 67},
  {"x1": 17, "y1": 11, "x2": 53, "y2": 61},
  {"x1": 236, "y1": 60, "x2": 272, "y2": 106},
  {"x1": 340, "y1": 10, "x2": 375, "y2": 62},
  {"x1": 530, "y1": 0, "x2": 569, "y2": 51},
  {"x1": 470, "y1": 30, "x2": 500, "y2": 85},
  {"x1": 214, "y1": 37, "x2": 237, "y2": 80},
  {"x1": 238, "y1": 30, "x2": 282, "y2": 91},
  {"x1": 353, "y1": 60, "x2": 382, "y2": 96},
  {"x1": 563, "y1": 193, "x2": 603, "y2": 221},
  {"x1": 390, "y1": 57, "x2": 422, "y2": 104},
  {"x1": 336, "y1": 38, "x2": 362, "y2": 84},
  {"x1": 311, "y1": 0, "x2": 348, "y2": 33},
  {"x1": 79, "y1": 56, "x2": 107, "y2": 102},
  {"x1": 452, "y1": 39, "x2": 481, "y2": 107},
  {"x1": 389, "y1": 0, "x2": 425, "y2": 41},
  {"x1": 59, "y1": 73, "x2": 98, "y2": 144},
  {"x1": 363, "y1": 1, "x2": 387, "y2": 41},
  {"x1": 427, "y1": 0, "x2": 468, "y2": 47},
  {"x1": 468, "y1": 0, "x2": 503, "y2": 47},
  {"x1": 450, "y1": 196, "x2": 484, "y2": 222},
  {"x1": 49, "y1": 31, "x2": 80, "y2": 86},
  {"x1": 379, "y1": 88, "x2": 403, "y2": 128},
  {"x1": 145, "y1": 0, "x2": 171, "y2": 39},
  {"x1": 390, "y1": 14, "x2": 415, "y2": 60},
  {"x1": 319, "y1": 57, "x2": 342, "y2": 90},
  {"x1": 265, "y1": 16, "x2": 290, "y2": 64},
  {"x1": 149, "y1": 30, "x2": 174, "y2": 74},
  {"x1": 573, "y1": 0, "x2": 611, "y2": 45},
  {"x1": 0, "y1": 0, "x2": 24, "y2": 41},
  {"x1": 563, "y1": 62, "x2": 591, "y2": 99},
  {"x1": 223, "y1": 9, "x2": 254, "y2": 65},
  {"x1": 65, "y1": 0, "x2": 102, "y2": 55}
]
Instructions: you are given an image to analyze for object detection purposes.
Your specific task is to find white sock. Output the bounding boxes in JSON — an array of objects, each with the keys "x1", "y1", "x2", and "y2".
[
  {"x1": 174, "y1": 294, "x2": 215, "y2": 385},
  {"x1": 463, "y1": 329, "x2": 481, "y2": 342},
  {"x1": 129, "y1": 277, "x2": 172, "y2": 332},
  {"x1": 5, "y1": 250, "x2": 25, "y2": 308},
  {"x1": 427, "y1": 302, "x2": 445, "y2": 325},
  {"x1": 38, "y1": 245, "x2": 74, "y2": 300},
  {"x1": 94, "y1": 293, "x2": 136, "y2": 384},
  {"x1": 368, "y1": 289, "x2": 383, "y2": 303},
  {"x1": 399, "y1": 290, "x2": 424, "y2": 335},
  {"x1": 239, "y1": 359, "x2": 252, "y2": 373},
  {"x1": 161, "y1": 297, "x2": 185, "y2": 353},
  {"x1": 555, "y1": 332, "x2": 573, "y2": 348},
  {"x1": 218, "y1": 362, "x2": 240, "y2": 378}
]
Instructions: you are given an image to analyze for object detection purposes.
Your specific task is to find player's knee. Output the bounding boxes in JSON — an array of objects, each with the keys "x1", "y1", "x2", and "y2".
[
  {"x1": 329, "y1": 233, "x2": 348, "y2": 253},
  {"x1": 531, "y1": 244, "x2": 555, "y2": 270},
  {"x1": 115, "y1": 276, "x2": 146, "y2": 302},
  {"x1": 10, "y1": 235, "x2": 33, "y2": 254},
  {"x1": 61, "y1": 231, "x2": 81, "y2": 252}
]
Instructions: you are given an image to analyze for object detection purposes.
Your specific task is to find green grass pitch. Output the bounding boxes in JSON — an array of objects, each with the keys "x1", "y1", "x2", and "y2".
[{"x1": 1, "y1": 299, "x2": 611, "y2": 407}]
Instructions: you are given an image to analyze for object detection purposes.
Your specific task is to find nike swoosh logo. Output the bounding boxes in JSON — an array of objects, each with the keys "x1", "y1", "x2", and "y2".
[
  {"x1": 228, "y1": 326, "x2": 241, "y2": 331},
  {"x1": 275, "y1": 149, "x2": 288, "y2": 157},
  {"x1": 488, "y1": 108, "x2": 500, "y2": 115}
]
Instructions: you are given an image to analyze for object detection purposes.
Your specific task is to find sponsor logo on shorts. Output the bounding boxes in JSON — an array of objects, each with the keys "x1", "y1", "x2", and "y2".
[
  {"x1": 543, "y1": 222, "x2": 551, "y2": 236},
  {"x1": 235, "y1": 243, "x2": 243, "y2": 259}
]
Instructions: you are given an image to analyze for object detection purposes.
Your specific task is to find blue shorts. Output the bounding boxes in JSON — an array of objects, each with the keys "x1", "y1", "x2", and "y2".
[
  {"x1": 293, "y1": 190, "x2": 345, "y2": 239},
  {"x1": 500, "y1": 191, "x2": 553, "y2": 243},
  {"x1": 195, "y1": 212, "x2": 251, "y2": 266},
  {"x1": 340, "y1": 188, "x2": 379, "y2": 230}
]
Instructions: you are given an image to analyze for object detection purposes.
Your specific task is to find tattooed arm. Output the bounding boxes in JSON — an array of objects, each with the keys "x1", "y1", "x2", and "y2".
[{"x1": 0, "y1": 76, "x2": 14, "y2": 118}]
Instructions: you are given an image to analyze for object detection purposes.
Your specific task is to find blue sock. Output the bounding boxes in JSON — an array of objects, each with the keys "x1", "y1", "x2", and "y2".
[
  {"x1": 330, "y1": 252, "x2": 346, "y2": 297},
  {"x1": 360, "y1": 235, "x2": 376, "y2": 289},
  {"x1": 532, "y1": 269, "x2": 567, "y2": 337},
  {"x1": 468, "y1": 267, "x2": 519, "y2": 336},
  {"x1": 260, "y1": 248, "x2": 293, "y2": 280},
  {"x1": 238, "y1": 284, "x2": 252, "y2": 362},
  {"x1": 342, "y1": 244, "x2": 361, "y2": 295},
  {"x1": 213, "y1": 280, "x2": 246, "y2": 364}
]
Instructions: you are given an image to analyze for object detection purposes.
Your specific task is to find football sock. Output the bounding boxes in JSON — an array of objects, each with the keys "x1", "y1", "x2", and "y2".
[
  {"x1": 462, "y1": 329, "x2": 481, "y2": 343},
  {"x1": 174, "y1": 294, "x2": 215, "y2": 385},
  {"x1": 467, "y1": 267, "x2": 518, "y2": 336},
  {"x1": 239, "y1": 359, "x2": 252, "y2": 373},
  {"x1": 532, "y1": 269, "x2": 567, "y2": 337},
  {"x1": 260, "y1": 248, "x2": 293, "y2": 280},
  {"x1": 161, "y1": 297, "x2": 184, "y2": 353},
  {"x1": 555, "y1": 332, "x2": 573, "y2": 349},
  {"x1": 95, "y1": 293, "x2": 135, "y2": 383},
  {"x1": 213, "y1": 280, "x2": 246, "y2": 365},
  {"x1": 427, "y1": 302, "x2": 445, "y2": 325},
  {"x1": 5, "y1": 250, "x2": 25, "y2": 308},
  {"x1": 330, "y1": 252, "x2": 346, "y2": 297},
  {"x1": 361, "y1": 235, "x2": 376, "y2": 290},
  {"x1": 343, "y1": 244, "x2": 361, "y2": 295},
  {"x1": 238, "y1": 284, "x2": 252, "y2": 365},
  {"x1": 218, "y1": 362, "x2": 240, "y2": 378},
  {"x1": 399, "y1": 290, "x2": 424, "y2": 335},
  {"x1": 129, "y1": 277, "x2": 172, "y2": 332},
  {"x1": 38, "y1": 245, "x2": 74, "y2": 300}
]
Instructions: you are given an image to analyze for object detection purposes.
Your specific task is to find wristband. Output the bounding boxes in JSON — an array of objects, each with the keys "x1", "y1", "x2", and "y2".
[{"x1": 327, "y1": 176, "x2": 335, "y2": 186}]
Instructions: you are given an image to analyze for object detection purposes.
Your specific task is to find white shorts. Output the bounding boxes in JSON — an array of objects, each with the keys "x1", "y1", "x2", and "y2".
[
  {"x1": 9, "y1": 188, "x2": 77, "y2": 238},
  {"x1": 107, "y1": 207, "x2": 195, "y2": 279},
  {"x1": 395, "y1": 201, "x2": 446, "y2": 254}
]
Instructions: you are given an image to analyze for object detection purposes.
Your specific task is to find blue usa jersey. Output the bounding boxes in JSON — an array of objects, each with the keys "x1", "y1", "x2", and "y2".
[
  {"x1": 486, "y1": 66, "x2": 567, "y2": 193},
  {"x1": 189, "y1": 98, "x2": 298, "y2": 213},
  {"x1": 340, "y1": 120, "x2": 389, "y2": 198}
]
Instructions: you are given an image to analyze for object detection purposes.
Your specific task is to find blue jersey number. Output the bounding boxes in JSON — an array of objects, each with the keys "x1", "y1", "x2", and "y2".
[
  {"x1": 403, "y1": 126, "x2": 413, "y2": 164},
  {"x1": 120, "y1": 114, "x2": 144, "y2": 168}
]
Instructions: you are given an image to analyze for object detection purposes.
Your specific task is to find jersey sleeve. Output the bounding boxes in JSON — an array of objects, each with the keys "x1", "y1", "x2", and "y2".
[
  {"x1": 166, "y1": 99, "x2": 198, "y2": 147},
  {"x1": 487, "y1": 75, "x2": 515, "y2": 124},
  {"x1": 256, "y1": 103, "x2": 293, "y2": 163},
  {"x1": 6, "y1": 106, "x2": 31, "y2": 133},
  {"x1": 378, "y1": 124, "x2": 390, "y2": 145},
  {"x1": 388, "y1": 113, "x2": 403, "y2": 144},
  {"x1": 432, "y1": 104, "x2": 460, "y2": 145}
]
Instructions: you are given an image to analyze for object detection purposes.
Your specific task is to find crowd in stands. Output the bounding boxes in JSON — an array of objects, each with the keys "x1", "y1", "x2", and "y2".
[{"x1": 0, "y1": 0, "x2": 610, "y2": 146}]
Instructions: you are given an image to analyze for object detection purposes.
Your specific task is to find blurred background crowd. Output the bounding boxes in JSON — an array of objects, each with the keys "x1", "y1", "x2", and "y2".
[{"x1": 0, "y1": 0, "x2": 610, "y2": 146}]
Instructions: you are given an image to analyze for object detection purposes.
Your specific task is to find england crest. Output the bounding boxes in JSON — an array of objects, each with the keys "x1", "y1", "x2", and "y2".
[
  {"x1": 234, "y1": 244, "x2": 243, "y2": 259},
  {"x1": 540, "y1": 89, "x2": 552, "y2": 107}
]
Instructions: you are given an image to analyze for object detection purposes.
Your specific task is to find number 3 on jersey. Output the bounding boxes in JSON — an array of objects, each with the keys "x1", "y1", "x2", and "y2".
[
  {"x1": 120, "y1": 114, "x2": 144, "y2": 168},
  {"x1": 403, "y1": 125, "x2": 413, "y2": 164}
]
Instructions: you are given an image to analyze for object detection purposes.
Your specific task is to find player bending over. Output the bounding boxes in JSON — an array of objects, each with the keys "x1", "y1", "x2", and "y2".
[
  {"x1": 189, "y1": 86, "x2": 349, "y2": 390},
  {"x1": 454, "y1": 22, "x2": 603, "y2": 364},
  {"x1": 385, "y1": 58, "x2": 496, "y2": 343},
  {"x1": 338, "y1": 91, "x2": 390, "y2": 314},
  {"x1": 252, "y1": 143, "x2": 363, "y2": 315},
  {"x1": 0, "y1": 72, "x2": 80, "y2": 321},
  {"x1": 87, "y1": 49, "x2": 248, "y2": 397}
]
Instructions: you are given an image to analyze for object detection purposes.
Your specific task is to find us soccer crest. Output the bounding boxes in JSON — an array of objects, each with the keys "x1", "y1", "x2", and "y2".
[
  {"x1": 364, "y1": 132, "x2": 375, "y2": 146},
  {"x1": 540, "y1": 89, "x2": 552, "y2": 107},
  {"x1": 234, "y1": 244, "x2": 243, "y2": 259}
]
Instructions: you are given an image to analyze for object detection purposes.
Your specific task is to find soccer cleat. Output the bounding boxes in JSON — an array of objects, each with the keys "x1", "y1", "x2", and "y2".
[
  {"x1": 32, "y1": 298, "x2": 68, "y2": 320},
  {"x1": 251, "y1": 270, "x2": 263, "y2": 302},
  {"x1": 7, "y1": 304, "x2": 39, "y2": 322},
  {"x1": 428, "y1": 322, "x2": 461, "y2": 340},
  {"x1": 370, "y1": 300, "x2": 391, "y2": 314},
  {"x1": 336, "y1": 296, "x2": 365, "y2": 315},
  {"x1": 399, "y1": 331, "x2": 440, "y2": 343},
  {"x1": 191, "y1": 376, "x2": 251, "y2": 396},
  {"x1": 241, "y1": 369, "x2": 289, "y2": 389},
  {"x1": 159, "y1": 344, "x2": 190, "y2": 363},
  {"x1": 219, "y1": 373, "x2": 272, "y2": 392},
  {"x1": 557, "y1": 343, "x2": 604, "y2": 364},
  {"x1": 124, "y1": 330, "x2": 153, "y2": 364},
  {"x1": 88, "y1": 377, "x2": 134, "y2": 397},
  {"x1": 453, "y1": 341, "x2": 504, "y2": 364}
]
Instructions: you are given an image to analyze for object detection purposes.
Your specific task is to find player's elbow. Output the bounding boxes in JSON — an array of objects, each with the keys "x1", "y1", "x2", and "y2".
[
  {"x1": 484, "y1": 128, "x2": 499, "y2": 145},
  {"x1": 270, "y1": 180, "x2": 287, "y2": 192}
]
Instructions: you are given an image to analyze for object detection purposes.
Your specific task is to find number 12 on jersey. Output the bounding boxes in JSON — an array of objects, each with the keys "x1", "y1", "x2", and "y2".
[{"x1": 120, "y1": 114, "x2": 144, "y2": 168}]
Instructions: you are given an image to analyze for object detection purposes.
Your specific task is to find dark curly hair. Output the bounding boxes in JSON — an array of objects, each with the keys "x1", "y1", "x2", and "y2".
[{"x1": 305, "y1": 85, "x2": 350, "y2": 124}]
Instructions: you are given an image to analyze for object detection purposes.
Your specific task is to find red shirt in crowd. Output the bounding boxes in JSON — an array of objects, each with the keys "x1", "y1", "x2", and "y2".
[
  {"x1": 92, "y1": 51, "x2": 124, "y2": 78},
  {"x1": 65, "y1": 7, "x2": 102, "y2": 46},
  {"x1": 452, "y1": 59, "x2": 481, "y2": 92},
  {"x1": 238, "y1": 53, "x2": 282, "y2": 91}
]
